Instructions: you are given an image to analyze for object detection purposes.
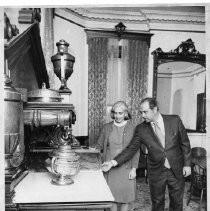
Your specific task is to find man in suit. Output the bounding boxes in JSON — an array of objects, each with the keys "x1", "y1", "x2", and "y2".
[{"x1": 102, "y1": 97, "x2": 191, "y2": 211}]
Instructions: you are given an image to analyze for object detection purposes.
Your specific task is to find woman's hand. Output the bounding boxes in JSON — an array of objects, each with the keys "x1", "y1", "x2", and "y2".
[{"x1": 128, "y1": 168, "x2": 136, "y2": 179}]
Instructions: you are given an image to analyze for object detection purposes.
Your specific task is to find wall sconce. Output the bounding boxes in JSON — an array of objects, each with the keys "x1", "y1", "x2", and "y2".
[{"x1": 115, "y1": 22, "x2": 126, "y2": 38}]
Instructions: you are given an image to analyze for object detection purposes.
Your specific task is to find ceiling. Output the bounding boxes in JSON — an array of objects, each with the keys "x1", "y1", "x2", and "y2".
[
  {"x1": 82, "y1": 6, "x2": 205, "y2": 13},
  {"x1": 65, "y1": 5, "x2": 205, "y2": 27},
  {"x1": 56, "y1": 6, "x2": 205, "y2": 33},
  {"x1": 158, "y1": 62, "x2": 205, "y2": 75}
]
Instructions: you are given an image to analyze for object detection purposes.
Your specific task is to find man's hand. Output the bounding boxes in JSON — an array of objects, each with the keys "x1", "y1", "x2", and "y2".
[
  {"x1": 128, "y1": 168, "x2": 136, "y2": 179},
  {"x1": 102, "y1": 161, "x2": 114, "y2": 172},
  {"x1": 183, "y1": 166, "x2": 191, "y2": 177}
]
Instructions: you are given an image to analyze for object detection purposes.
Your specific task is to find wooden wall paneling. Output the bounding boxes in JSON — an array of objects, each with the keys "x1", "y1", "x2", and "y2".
[{"x1": 5, "y1": 23, "x2": 49, "y2": 90}]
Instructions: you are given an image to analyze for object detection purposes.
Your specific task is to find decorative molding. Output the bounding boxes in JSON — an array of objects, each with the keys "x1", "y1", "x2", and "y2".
[
  {"x1": 68, "y1": 8, "x2": 147, "y2": 22},
  {"x1": 28, "y1": 126, "x2": 80, "y2": 148},
  {"x1": 55, "y1": 7, "x2": 205, "y2": 32},
  {"x1": 149, "y1": 22, "x2": 205, "y2": 33},
  {"x1": 70, "y1": 7, "x2": 203, "y2": 22},
  {"x1": 55, "y1": 8, "x2": 150, "y2": 32},
  {"x1": 85, "y1": 29, "x2": 153, "y2": 46},
  {"x1": 152, "y1": 39, "x2": 206, "y2": 67},
  {"x1": 141, "y1": 9, "x2": 205, "y2": 23},
  {"x1": 68, "y1": 7, "x2": 205, "y2": 24},
  {"x1": 55, "y1": 8, "x2": 86, "y2": 27},
  {"x1": 115, "y1": 22, "x2": 126, "y2": 38},
  {"x1": 152, "y1": 38, "x2": 206, "y2": 97}
]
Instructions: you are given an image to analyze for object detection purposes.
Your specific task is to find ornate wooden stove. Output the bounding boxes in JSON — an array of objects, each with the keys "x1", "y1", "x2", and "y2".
[{"x1": 23, "y1": 82, "x2": 78, "y2": 170}]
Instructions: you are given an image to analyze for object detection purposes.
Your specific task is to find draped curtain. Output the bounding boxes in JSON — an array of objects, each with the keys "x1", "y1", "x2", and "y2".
[
  {"x1": 126, "y1": 39, "x2": 149, "y2": 126},
  {"x1": 120, "y1": 40, "x2": 129, "y2": 102},
  {"x1": 106, "y1": 39, "x2": 129, "y2": 122},
  {"x1": 106, "y1": 38, "x2": 119, "y2": 105},
  {"x1": 88, "y1": 37, "x2": 108, "y2": 146}
]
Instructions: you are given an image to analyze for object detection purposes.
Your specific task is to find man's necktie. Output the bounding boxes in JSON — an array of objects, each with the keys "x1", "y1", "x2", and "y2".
[
  {"x1": 153, "y1": 122, "x2": 165, "y2": 148},
  {"x1": 153, "y1": 122, "x2": 170, "y2": 169}
]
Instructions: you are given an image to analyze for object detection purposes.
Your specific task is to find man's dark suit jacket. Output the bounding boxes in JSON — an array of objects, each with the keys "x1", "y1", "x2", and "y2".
[{"x1": 114, "y1": 114, "x2": 192, "y2": 180}]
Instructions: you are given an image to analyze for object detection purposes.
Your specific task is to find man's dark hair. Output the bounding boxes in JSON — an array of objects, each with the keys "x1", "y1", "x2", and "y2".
[{"x1": 140, "y1": 97, "x2": 159, "y2": 111}]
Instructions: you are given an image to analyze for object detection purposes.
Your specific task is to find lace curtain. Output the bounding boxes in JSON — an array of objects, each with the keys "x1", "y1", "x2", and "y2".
[
  {"x1": 88, "y1": 37, "x2": 108, "y2": 146},
  {"x1": 106, "y1": 39, "x2": 129, "y2": 122}
]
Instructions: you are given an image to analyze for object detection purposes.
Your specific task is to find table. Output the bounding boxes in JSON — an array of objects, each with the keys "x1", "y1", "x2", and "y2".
[{"x1": 13, "y1": 170, "x2": 114, "y2": 210}]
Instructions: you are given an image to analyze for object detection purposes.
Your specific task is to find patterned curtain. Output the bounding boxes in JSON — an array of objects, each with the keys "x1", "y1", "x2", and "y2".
[
  {"x1": 88, "y1": 37, "x2": 108, "y2": 146},
  {"x1": 126, "y1": 39, "x2": 149, "y2": 126},
  {"x1": 106, "y1": 38, "x2": 119, "y2": 105}
]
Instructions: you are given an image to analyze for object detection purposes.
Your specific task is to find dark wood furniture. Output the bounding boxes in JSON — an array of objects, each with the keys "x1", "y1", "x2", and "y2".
[
  {"x1": 5, "y1": 23, "x2": 49, "y2": 91},
  {"x1": 187, "y1": 147, "x2": 207, "y2": 210},
  {"x1": 187, "y1": 163, "x2": 206, "y2": 210},
  {"x1": 4, "y1": 22, "x2": 49, "y2": 211}
]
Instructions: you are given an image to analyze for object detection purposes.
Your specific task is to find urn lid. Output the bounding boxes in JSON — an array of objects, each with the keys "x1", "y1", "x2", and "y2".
[
  {"x1": 51, "y1": 39, "x2": 75, "y2": 62},
  {"x1": 27, "y1": 83, "x2": 62, "y2": 102}
]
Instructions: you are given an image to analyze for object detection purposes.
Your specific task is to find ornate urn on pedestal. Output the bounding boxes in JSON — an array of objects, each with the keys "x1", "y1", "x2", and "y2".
[
  {"x1": 51, "y1": 39, "x2": 75, "y2": 92},
  {"x1": 51, "y1": 39, "x2": 75, "y2": 103},
  {"x1": 50, "y1": 144, "x2": 80, "y2": 185}
]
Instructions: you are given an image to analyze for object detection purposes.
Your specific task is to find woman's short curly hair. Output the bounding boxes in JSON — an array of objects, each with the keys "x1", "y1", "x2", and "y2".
[{"x1": 110, "y1": 101, "x2": 131, "y2": 120}]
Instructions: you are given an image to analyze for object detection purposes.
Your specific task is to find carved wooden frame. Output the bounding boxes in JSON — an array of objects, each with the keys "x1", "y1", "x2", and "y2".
[{"x1": 152, "y1": 39, "x2": 206, "y2": 133}]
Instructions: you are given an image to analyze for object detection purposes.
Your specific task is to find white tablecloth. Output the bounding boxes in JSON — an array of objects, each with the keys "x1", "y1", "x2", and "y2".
[{"x1": 13, "y1": 170, "x2": 114, "y2": 203}]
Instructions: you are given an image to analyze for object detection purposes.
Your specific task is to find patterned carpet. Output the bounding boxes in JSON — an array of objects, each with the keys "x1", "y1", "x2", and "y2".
[{"x1": 128, "y1": 177, "x2": 207, "y2": 211}]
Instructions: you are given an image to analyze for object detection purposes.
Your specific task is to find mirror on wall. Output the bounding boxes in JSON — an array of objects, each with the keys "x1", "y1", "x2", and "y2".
[{"x1": 152, "y1": 39, "x2": 206, "y2": 133}]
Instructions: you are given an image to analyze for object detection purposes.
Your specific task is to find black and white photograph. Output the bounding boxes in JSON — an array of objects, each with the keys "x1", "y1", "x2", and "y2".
[{"x1": 1, "y1": 1, "x2": 210, "y2": 211}]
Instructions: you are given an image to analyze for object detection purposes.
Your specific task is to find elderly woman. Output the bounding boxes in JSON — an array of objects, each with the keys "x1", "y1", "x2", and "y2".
[{"x1": 96, "y1": 101, "x2": 140, "y2": 211}]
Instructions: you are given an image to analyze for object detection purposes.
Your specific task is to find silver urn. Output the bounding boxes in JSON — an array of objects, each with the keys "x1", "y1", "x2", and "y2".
[
  {"x1": 4, "y1": 73, "x2": 22, "y2": 173},
  {"x1": 51, "y1": 39, "x2": 75, "y2": 91},
  {"x1": 50, "y1": 144, "x2": 80, "y2": 185}
]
